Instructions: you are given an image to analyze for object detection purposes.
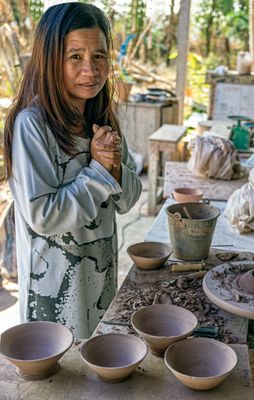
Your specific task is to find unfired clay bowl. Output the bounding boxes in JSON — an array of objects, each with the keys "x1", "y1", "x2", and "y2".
[
  {"x1": 127, "y1": 241, "x2": 171, "y2": 270},
  {"x1": 164, "y1": 337, "x2": 237, "y2": 390},
  {"x1": 238, "y1": 268, "x2": 254, "y2": 295},
  {"x1": 0, "y1": 321, "x2": 74, "y2": 380},
  {"x1": 80, "y1": 333, "x2": 147, "y2": 383},
  {"x1": 173, "y1": 188, "x2": 203, "y2": 203},
  {"x1": 131, "y1": 304, "x2": 198, "y2": 357}
]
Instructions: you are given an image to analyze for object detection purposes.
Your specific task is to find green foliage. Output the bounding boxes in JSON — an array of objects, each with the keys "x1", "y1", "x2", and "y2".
[
  {"x1": 29, "y1": 0, "x2": 44, "y2": 21},
  {"x1": 7, "y1": 0, "x2": 254, "y2": 117},
  {"x1": 129, "y1": 0, "x2": 146, "y2": 34},
  {"x1": 218, "y1": 0, "x2": 234, "y2": 15},
  {"x1": 194, "y1": 0, "x2": 249, "y2": 56},
  {"x1": 29, "y1": 0, "x2": 88, "y2": 20},
  {"x1": 116, "y1": 68, "x2": 135, "y2": 83},
  {"x1": 186, "y1": 52, "x2": 222, "y2": 108},
  {"x1": 100, "y1": 0, "x2": 117, "y2": 16},
  {"x1": 225, "y1": 9, "x2": 249, "y2": 47}
]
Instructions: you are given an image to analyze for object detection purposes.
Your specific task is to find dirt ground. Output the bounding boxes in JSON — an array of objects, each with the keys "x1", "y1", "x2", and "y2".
[{"x1": 250, "y1": 350, "x2": 254, "y2": 379}]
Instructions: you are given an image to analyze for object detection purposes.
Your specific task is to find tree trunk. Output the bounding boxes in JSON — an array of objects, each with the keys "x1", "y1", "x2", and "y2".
[
  {"x1": 166, "y1": 0, "x2": 176, "y2": 66},
  {"x1": 205, "y1": 0, "x2": 216, "y2": 56},
  {"x1": 224, "y1": 37, "x2": 231, "y2": 69}
]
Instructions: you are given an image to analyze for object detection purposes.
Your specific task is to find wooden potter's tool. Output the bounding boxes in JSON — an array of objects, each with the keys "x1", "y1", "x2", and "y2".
[
  {"x1": 171, "y1": 261, "x2": 205, "y2": 272},
  {"x1": 183, "y1": 206, "x2": 192, "y2": 220},
  {"x1": 162, "y1": 270, "x2": 207, "y2": 286}
]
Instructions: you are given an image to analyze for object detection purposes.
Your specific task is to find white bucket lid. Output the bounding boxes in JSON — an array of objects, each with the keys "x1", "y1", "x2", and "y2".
[{"x1": 44, "y1": 1, "x2": 78, "y2": 11}]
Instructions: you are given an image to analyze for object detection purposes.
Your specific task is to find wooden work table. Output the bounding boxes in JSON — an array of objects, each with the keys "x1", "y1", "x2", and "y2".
[
  {"x1": 0, "y1": 200, "x2": 254, "y2": 399},
  {"x1": 0, "y1": 343, "x2": 252, "y2": 400},
  {"x1": 163, "y1": 161, "x2": 249, "y2": 201},
  {"x1": 146, "y1": 198, "x2": 254, "y2": 252}
]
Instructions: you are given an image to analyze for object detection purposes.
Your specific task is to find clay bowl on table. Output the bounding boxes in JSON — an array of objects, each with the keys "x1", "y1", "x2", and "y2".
[
  {"x1": 173, "y1": 188, "x2": 203, "y2": 203},
  {"x1": 238, "y1": 268, "x2": 254, "y2": 295},
  {"x1": 164, "y1": 337, "x2": 237, "y2": 390},
  {"x1": 80, "y1": 333, "x2": 147, "y2": 383},
  {"x1": 0, "y1": 321, "x2": 74, "y2": 380},
  {"x1": 127, "y1": 241, "x2": 171, "y2": 270},
  {"x1": 131, "y1": 304, "x2": 198, "y2": 357}
]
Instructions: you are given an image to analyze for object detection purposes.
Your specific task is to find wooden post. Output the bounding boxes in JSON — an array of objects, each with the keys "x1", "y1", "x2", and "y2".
[
  {"x1": 249, "y1": 0, "x2": 254, "y2": 54},
  {"x1": 175, "y1": 0, "x2": 191, "y2": 124}
]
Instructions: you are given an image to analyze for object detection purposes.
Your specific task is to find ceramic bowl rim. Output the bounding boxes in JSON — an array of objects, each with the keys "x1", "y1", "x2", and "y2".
[
  {"x1": 164, "y1": 337, "x2": 238, "y2": 379},
  {"x1": 131, "y1": 304, "x2": 198, "y2": 340},
  {"x1": 127, "y1": 241, "x2": 171, "y2": 259},
  {"x1": 0, "y1": 321, "x2": 74, "y2": 363},
  {"x1": 80, "y1": 333, "x2": 148, "y2": 371},
  {"x1": 173, "y1": 187, "x2": 204, "y2": 197}
]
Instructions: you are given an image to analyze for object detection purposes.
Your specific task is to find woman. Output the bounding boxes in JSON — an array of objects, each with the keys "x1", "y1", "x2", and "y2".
[{"x1": 4, "y1": 2, "x2": 142, "y2": 339}]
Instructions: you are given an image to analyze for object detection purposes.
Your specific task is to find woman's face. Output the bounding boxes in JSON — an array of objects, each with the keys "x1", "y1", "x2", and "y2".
[{"x1": 63, "y1": 27, "x2": 110, "y2": 113}]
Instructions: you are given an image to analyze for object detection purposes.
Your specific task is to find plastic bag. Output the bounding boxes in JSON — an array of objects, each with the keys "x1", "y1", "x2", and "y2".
[
  {"x1": 224, "y1": 168, "x2": 254, "y2": 233},
  {"x1": 187, "y1": 135, "x2": 247, "y2": 180}
]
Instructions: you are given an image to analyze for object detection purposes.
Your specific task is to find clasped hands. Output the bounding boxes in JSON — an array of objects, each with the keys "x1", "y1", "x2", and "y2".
[{"x1": 91, "y1": 123, "x2": 122, "y2": 181}]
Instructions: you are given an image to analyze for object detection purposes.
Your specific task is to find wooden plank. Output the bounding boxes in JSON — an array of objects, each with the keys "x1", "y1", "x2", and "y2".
[
  {"x1": 0, "y1": 343, "x2": 252, "y2": 399},
  {"x1": 213, "y1": 83, "x2": 254, "y2": 120},
  {"x1": 249, "y1": 349, "x2": 254, "y2": 380},
  {"x1": 205, "y1": 71, "x2": 254, "y2": 120},
  {"x1": 148, "y1": 141, "x2": 161, "y2": 215},
  {"x1": 163, "y1": 161, "x2": 248, "y2": 200},
  {"x1": 148, "y1": 129, "x2": 187, "y2": 215},
  {"x1": 149, "y1": 124, "x2": 187, "y2": 142},
  {"x1": 175, "y1": 0, "x2": 191, "y2": 124},
  {"x1": 197, "y1": 119, "x2": 234, "y2": 135},
  {"x1": 206, "y1": 71, "x2": 254, "y2": 85}
]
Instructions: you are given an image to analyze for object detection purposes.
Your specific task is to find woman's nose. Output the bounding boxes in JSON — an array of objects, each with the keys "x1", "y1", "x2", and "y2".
[{"x1": 80, "y1": 59, "x2": 98, "y2": 75}]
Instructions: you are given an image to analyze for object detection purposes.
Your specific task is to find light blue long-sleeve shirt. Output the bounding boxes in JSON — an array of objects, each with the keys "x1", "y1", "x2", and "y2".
[{"x1": 9, "y1": 107, "x2": 142, "y2": 338}]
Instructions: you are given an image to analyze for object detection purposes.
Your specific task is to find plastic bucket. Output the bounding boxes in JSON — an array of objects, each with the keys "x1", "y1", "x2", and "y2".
[{"x1": 166, "y1": 203, "x2": 220, "y2": 261}]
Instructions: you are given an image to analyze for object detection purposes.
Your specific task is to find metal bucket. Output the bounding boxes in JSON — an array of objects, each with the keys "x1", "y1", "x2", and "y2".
[{"x1": 166, "y1": 203, "x2": 220, "y2": 261}]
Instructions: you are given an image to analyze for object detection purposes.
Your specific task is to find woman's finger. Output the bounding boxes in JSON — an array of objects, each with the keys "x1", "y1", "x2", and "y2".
[
  {"x1": 97, "y1": 150, "x2": 122, "y2": 160},
  {"x1": 92, "y1": 124, "x2": 113, "y2": 139}
]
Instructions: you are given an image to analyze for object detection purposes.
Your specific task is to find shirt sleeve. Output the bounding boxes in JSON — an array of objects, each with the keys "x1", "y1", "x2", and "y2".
[
  {"x1": 112, "y1": 134, "x2": 143, "y2": 214},
  {"x1": 9, "y1": 110, "x2": 123, "y2": 236}
]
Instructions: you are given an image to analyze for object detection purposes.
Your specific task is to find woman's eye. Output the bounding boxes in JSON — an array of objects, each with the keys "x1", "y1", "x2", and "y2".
[
  {"x1": 71, "y1": 54, "x2": 81, "y2": 60},
  {"x1": 95, "y1": 54, "x2": 107, "y2": 59}
]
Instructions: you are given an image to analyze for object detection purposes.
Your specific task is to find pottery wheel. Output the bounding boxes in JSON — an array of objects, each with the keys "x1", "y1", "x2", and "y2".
[{"x1": 203, "y1": 261, "x2": 254, "y2": 319}]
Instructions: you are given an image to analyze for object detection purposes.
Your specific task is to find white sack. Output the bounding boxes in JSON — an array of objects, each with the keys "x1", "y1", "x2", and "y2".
[
  {"x1": 224, "y1": 168, "x2": 254, "y2": 233},
  {"x1": 187, "y1": 135, "x2": 246, "y2": 180}
]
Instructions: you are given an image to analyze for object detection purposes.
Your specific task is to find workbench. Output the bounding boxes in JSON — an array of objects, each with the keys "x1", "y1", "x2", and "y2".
[
  {"x1": 146, "y1": 198, "x2": 254, "y2": 252},
  {"x1": 163, "y1": 161, "x2": 249, "y2": 201},
  {"x1": 0, "y1": 200, "x2": 254, "y2": 399},
  {"x1": 0, "y1": 343, "x2": 251, "y2": 400}
]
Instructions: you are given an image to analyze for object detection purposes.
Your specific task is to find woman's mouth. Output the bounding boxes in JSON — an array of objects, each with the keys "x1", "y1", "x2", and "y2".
[{"x1": 78, "y1": 82, "x2": 98, "y2": 88}]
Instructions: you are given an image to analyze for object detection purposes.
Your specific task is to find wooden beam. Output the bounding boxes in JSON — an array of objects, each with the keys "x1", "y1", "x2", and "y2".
[{"x1": 176, "y1": 0, "x2": 191, "y2": 124}]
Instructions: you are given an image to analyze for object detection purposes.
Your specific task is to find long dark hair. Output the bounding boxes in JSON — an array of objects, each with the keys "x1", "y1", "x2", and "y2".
[{"x1": 4, "y1": 3, "x2": 119, "y2": 179}]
